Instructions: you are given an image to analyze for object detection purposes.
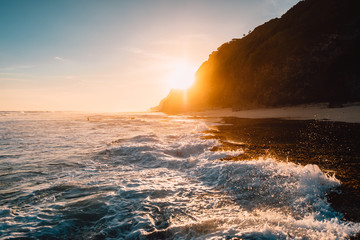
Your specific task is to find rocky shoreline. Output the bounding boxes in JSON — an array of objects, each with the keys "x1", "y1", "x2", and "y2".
[{"x1": 203, "y1": 117, "x2": 360, "y2": 224}]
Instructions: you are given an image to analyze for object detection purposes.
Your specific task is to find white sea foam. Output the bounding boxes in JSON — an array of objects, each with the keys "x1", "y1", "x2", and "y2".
[{"x1": 0, "y1": 111, "x2": 359, "y2": 239}]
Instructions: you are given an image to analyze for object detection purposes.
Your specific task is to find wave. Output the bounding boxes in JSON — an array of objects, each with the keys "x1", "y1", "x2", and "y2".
[{"x1": 0, "y1": 112, "x2": 359, "y2": 239}]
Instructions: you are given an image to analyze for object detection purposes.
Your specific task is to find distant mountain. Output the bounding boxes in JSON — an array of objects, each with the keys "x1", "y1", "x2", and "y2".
[{"x1": 155, "y1": 0, "x2": 360, "y2": 113}]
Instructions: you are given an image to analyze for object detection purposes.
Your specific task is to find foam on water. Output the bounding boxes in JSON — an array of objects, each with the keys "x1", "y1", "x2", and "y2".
[{"x1": 0, "y1": 112, "x2": 359, "y2": 239}]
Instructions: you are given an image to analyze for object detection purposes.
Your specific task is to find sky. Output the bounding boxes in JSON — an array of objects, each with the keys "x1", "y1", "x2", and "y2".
[{"x1": 0, "y1": 0, "x2": 299, "y2": 112}]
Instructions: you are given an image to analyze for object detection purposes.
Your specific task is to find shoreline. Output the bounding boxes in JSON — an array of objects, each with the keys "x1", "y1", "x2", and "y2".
[
  {"x1": 201, "y1": 116, "x2": 360, "y2": 224},
  {"x1": 187, "y1": 103, "x2": 360, "y2": 124}
]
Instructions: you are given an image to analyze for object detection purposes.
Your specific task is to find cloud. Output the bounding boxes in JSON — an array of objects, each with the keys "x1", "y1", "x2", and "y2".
[
  {"x1": 0, "y1": 65, "x2": 35, "y2": 71},
  {"x1": 54, "y1": 56, "x2": 65, "y2": 61},
  {"x1": 0, "y1": 77, "x2": 27, "y2": 82}
]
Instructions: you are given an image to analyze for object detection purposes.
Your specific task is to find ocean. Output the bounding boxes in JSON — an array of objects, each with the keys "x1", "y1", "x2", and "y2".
[{"x1": 0, "y1": 111, "x2": 359, "y2": 239}]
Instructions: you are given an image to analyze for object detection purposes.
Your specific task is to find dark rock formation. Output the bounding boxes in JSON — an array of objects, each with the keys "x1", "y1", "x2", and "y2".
[{"x1": 156, "y1": 0, "x2": 360, "y2": 113}]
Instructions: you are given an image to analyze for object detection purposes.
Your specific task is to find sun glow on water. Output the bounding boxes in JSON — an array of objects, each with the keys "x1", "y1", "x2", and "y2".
[{"x1": 166, "y1": 59, "x2": 197, "y2": 90}]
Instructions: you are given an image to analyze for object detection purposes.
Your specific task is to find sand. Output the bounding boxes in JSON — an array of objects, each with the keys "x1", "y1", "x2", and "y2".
[{"x1": 189, "y1": 103, "x2": 360, "y2": 123}]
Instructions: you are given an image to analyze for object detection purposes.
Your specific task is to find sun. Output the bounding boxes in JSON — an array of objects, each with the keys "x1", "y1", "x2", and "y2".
[{"x1": 166, "y1": 60, "x2": 197, "y2": 90}]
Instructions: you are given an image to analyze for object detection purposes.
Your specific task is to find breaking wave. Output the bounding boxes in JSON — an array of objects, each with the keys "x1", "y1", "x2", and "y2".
[{"x1": 0, "y1": 112, "x2": 359, "y2": 239}]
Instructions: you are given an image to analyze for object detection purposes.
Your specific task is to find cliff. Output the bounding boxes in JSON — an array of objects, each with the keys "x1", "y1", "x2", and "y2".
[{"x1": 155, "y1": 0, "x2": 360, "y2": 113}]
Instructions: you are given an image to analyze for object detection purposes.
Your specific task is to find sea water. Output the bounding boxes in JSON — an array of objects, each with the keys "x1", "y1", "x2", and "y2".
[{"x1": 0, "y1": 111, "x2": 359, "y2": 239}]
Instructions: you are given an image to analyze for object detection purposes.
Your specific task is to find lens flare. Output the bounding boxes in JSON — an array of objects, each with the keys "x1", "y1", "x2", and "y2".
[{"x1": 166, "y1": 60, "x2": 197, "y2": 90}]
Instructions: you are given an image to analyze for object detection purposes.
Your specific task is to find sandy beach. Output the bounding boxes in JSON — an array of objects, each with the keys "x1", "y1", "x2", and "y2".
[{"x1": 190, "y1": 103, "x2": 360, "y2": 123}]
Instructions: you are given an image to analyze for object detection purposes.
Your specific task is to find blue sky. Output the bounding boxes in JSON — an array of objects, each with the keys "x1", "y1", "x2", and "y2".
[{"x1": 0, "y1": 0, "x2": 299, "y2": 112}]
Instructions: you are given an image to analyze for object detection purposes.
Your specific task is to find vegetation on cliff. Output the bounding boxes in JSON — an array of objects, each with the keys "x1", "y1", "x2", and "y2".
[{"x1": 156, "y1": 0, "x2": 360, "y2": 113}]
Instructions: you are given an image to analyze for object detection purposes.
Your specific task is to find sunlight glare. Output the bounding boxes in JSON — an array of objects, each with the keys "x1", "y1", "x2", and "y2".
[{"x1": 166, "y1": 60, "x2": 197, "y2": 90}]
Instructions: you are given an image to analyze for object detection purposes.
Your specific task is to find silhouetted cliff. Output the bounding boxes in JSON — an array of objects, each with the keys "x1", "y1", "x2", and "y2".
[{"x1": 156, "y1": 0, "x2": 360, "y2": 113}]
